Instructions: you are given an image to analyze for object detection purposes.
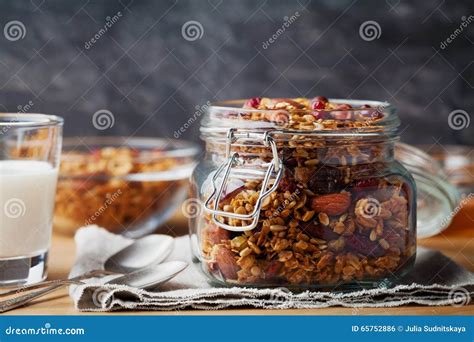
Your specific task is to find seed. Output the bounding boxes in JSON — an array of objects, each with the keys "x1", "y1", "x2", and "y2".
[
  {"x1": 278, "y1": 250, "x2": 293, "y2": 262},
  {"x1": 270, "y1": 224, "x2": 287, "y2": 232},
  {"x1": 248, "y1": 241, "x2": 262, "y2": 254},
  {"x1": 318, "y1": 212, "x2": 330, "y2": 226},
  {"x1": 250, "y1": 266, "x2": 261, "y2": 276},
  {"x1": 304, "y1": 158, "x2": 319, "y2": 166},
  {"x1": 369, "y1": 229, "x2": 377, "y2": 241},
  {"x1": 245, "y1": 203, "x2": 254, "y2": 212},
  {"x1": 342, "y1": 265, "x2": 355, "y2": 276},
  {"x1": 295, "y1": 240, "x2": 308, "y2": 250},
  {"x1": 333, "y1": 222, "x2": 345, "y2": 235},
  {"x1": 301, "y1": 210, "x2": 315, "y2": 222},
  {"x1": 262, "y1": 196, "x2": 271, "y2": 209},
  {"x1": 379, "y1": 238, "x2": 390, "y2": 250},
  {"x1": 231, "y1": 236, "x2": 247, "y2": 250},
  {"x1": 310, "y1": 238, "x2": 326, "y2": 245},
  {"x1": 239, "y1": 247, "x2": 252, "y2": 257},
  {"x1": 235, "y1": 206, "x2": 247, "y2": 215}
]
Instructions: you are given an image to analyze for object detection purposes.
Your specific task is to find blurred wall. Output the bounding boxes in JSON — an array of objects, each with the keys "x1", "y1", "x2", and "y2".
[{"x1": 0, "y1": 0, "x2": 473, "y2": 145}]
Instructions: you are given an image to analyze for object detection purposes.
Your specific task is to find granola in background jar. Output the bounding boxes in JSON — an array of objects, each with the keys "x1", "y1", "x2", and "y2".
[{"x1": 190, "y1": 97, "x2": 417, "y2": 289}]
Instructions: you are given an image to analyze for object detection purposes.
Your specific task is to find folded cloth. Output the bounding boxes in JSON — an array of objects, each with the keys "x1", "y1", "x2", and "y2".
[{"x1": 69, "y1": 226, "x2": 474, "y2": 311}]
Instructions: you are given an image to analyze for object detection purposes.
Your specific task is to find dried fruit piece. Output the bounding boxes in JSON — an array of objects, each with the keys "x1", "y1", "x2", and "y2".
[
  {"x1": 352, "y1": 178, "x2": 379, "y2": 193},
  {"x1": 265, "y1": 260, "x2": 283, "y2": 278},
  {"x1": 308, "y1": 166, "x2": 344, "y2": 194},
  {"x1": 244, "y1": 97, "x2": 261, "y2": 108},
  {"x1": 301, "y1": 222, "x2": 338, "y2": 240},
  {"x1": 311, "y1": 193, "x2": 351, "y2": 216},
  {"x1": 278, "y1": 178, "x2": 297, "y2": 193},
  {"x1": 345, "y1": 235, "x2": 385, "y2": 257},
  {"x1": 215, "y1": 246, "x2": 239, "y2": 280},
  {"x1": 312, "y1": 101, "x2": 326, "y2": 110},
  {"x1": 312, "y1": 96, "x2": 328, "y2": 103}
]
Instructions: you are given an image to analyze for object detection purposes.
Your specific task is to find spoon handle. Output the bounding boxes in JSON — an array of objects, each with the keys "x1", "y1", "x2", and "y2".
[
  {"x1": 0, "y1": 269, "x2": 112, "y2": 298},
  {"x1": 0, "y1": 283, "x2": 66, "y2": 313}
]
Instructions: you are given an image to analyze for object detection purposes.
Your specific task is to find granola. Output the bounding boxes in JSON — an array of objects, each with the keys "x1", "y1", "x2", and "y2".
[
  {"x1": 198, "y1": 97, "x2": 416, "y2": 287},
  {"x1": 54, "y1": 146, "x2": 190, "y2": 235}
]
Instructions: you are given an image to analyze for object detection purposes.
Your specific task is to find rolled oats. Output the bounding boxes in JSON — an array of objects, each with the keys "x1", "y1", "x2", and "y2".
[{"x1": 199, "y1": 97, "x2": 416, "y2": 287}]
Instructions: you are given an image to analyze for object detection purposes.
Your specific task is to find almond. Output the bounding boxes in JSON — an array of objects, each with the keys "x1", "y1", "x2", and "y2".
[
  {"x1": 215, "y1": 246, "x2": 239, "y2": 280},
  {"x1": 205, "y1": 223, "x2": 230, "y2": 244},
  {"x1": 311, "y1": 193, "x2": 351, "y2": 216}
]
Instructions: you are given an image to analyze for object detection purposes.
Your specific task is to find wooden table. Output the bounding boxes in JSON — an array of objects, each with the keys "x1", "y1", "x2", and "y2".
[{"x1": 8, "y1": 201, "x2": 474, "y2": 315}]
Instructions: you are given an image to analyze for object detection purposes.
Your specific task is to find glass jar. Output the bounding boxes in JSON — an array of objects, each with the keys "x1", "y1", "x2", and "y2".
[{"x1": 190, "y1": 97, "x2": 417, "y2": 289}]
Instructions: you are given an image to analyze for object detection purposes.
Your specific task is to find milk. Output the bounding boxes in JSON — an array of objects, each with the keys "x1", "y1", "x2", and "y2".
[{"x1": 0, "y1": 160, "x2": 58, "y2": 258}]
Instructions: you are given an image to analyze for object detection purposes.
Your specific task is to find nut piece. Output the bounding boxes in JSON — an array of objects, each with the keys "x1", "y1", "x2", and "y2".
[
  {"x1": 311, "y1": 193, "x2": 351, "y2": 216},
  {"x1": 215, "y1": 246, "x2": 239, "y2": 280}
]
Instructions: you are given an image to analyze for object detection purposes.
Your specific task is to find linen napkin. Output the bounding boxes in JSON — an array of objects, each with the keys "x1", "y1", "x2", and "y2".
[{"x1": 69, "y1": 225, "x2": 474, "y2": 311}]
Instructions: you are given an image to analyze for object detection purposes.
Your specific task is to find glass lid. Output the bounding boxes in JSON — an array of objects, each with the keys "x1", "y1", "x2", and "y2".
[{"x1": 201, "y1": 98, "x2": 400, "y2": 137}]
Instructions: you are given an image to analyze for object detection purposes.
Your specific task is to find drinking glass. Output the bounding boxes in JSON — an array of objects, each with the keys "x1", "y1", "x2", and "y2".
[{"x1": 0, "y1": 113, "x2": 63, "y2": 286}]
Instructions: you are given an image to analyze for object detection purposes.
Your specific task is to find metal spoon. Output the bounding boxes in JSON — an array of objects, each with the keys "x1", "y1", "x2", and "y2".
[
  {"x1": 106, "y1": 261, "x2": 188, "y2": 289},
  {"x1": 0, "y1": 234, "x2": 175, "y2": 312}
]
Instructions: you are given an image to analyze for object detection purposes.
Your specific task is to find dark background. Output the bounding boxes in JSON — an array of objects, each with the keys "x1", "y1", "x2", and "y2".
[{"x1": 0, "y1": 0, "x2": 473, "y2": 145}]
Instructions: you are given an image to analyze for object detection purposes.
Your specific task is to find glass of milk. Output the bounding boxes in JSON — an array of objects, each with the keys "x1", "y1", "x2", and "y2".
[{"x1": 0, "y1": 113, "x2": 63, "y2": 285}]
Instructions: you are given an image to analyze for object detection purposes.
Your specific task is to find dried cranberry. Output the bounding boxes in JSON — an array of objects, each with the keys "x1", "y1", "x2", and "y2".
[
  {"x1": 352, "y1": 178, "x2": 379, "y2": 193},
  {"x1": 301, "y1": 222, "x2": 338, "y2": 240},
  {"x1": 312, "y1": 96, "x2": 328, "y2": 103},
  {"x1": 312, "y1": 101, "x2": 326, "y2": 110},
  {"x1": 361, "y1": 104, "x2": 372, "y2": 109},
  {"x1": 278, "y1": 177, "x2": 297, "y2": 193},
  {"x1": 308, "y1": 165, "x2": 344, "y2": 194},
  {"x1": 244, "y1": 97, "x2": 261, "y2": 108},
  {"x1": 345, "y1": 235, "x2": 385, "y2": 257}
]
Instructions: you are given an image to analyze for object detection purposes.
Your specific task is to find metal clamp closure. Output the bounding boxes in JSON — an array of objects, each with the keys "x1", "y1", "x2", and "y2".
[{"x1": 203, "y1": 129, "x2": 283, "y2": 231}]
